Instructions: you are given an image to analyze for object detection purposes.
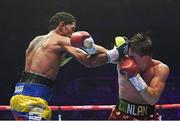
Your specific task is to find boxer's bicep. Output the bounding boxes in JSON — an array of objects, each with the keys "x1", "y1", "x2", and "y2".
[
  {"x1": 63, "y1": 46, "x2": 108, "y2": 67},
  {"x1": 63, "y1": 46, "x2": 88, "y2": 60},
  {"x1": 149, "y1": 64, "x2": 170, "y2": 96},
  {"x1": 149, "y1": 76, "x2": 165, "y2": 97},
  {"x1": 140, "y1": 64, "x2": 169, "y2": 105},
  {"x1": 140, "y1": 76, "x2": 165, "y2": 105}
]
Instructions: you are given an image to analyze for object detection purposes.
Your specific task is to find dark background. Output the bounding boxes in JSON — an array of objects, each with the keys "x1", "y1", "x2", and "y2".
[{"x1": 0, "y1": 0, "x2": 179, "y2": 119}]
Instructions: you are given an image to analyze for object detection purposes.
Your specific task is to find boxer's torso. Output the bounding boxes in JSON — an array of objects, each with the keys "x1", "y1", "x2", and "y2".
[
  {"x1": 25, "y1": 31, "x2": 70, "y2": 80},
  {"x1": 118, "y1": 59, "x2": 162, "y2": 104}
]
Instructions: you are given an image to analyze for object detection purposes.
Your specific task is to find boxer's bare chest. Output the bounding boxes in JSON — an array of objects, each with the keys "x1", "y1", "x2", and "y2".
[{"x1": 119, "y1": 65, "x2": 156, "y2": 103}]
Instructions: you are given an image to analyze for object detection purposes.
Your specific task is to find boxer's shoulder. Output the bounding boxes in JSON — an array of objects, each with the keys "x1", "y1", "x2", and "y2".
[
  {"x1": 152, "y1": 59, "x2": 169, "y2": 69},
  {"x1": 152, "y1": 59, "x2": 169, "y2": 76}
]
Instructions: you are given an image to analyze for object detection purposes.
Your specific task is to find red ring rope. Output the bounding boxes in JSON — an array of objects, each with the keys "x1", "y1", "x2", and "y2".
[{"x1": 0, "y1": 104, "x2": 179, "y2": 111}]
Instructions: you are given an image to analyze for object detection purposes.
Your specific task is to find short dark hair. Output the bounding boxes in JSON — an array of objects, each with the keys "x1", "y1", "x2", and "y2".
[
  {"x1": 128, "y1": 33, "x2": 153, "y2": 56},
  {"x1": 49, "y1": 12, "x2": 76, "y2": 31}
]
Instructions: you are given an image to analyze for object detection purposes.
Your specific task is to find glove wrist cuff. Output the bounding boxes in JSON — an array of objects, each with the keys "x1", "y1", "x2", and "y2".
[
  {"x1": 105, "y1": 48, "x2": 119, "y2": 63},
  {"x1": 129, "y1": 73, "x2": 148, "y2": 92},
  {"x1": 83, "y1": 37, "x2": 94, "y2": 48},
  {"x1": 82, "y1": 44, "x2": 96, "y2": 55}
]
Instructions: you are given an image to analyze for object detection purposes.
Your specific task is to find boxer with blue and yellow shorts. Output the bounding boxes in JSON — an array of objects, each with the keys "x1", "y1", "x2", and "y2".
[{"x1": 10, "y1": 72, "x2": 53, "y2": 120}]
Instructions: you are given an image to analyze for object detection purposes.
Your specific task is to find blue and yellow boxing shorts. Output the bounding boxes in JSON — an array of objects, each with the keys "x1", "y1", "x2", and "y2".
[{"x1": 10, "y1": 73, "x2": 53, "y2": 120}]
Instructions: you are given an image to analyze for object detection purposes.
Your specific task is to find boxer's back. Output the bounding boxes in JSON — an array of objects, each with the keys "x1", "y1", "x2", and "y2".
[{"x1": 25, "y1": 32, "x2": 65, "y2": 80}]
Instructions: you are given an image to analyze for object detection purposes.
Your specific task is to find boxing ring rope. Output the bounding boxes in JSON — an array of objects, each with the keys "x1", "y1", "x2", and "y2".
[{"x1": 0, "y1": 104, "x2": 180, "y2": 111}]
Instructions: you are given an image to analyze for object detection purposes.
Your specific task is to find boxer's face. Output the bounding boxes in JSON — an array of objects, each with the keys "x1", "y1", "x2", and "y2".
[
  {"x1": 64, "y1": 22, "x2": 76, "y2": 37},
  {"x1": 128, "y1": 48, "x2": 145, "y2": 71},
  {"x1": 60, "y1": 21, "x2": 76, "y2": 37}
]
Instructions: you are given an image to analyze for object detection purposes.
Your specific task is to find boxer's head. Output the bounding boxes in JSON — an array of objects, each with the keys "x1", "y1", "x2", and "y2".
[
  {"x1": 128, "y1": 33, "x2": 153, "y2": 71},
  {"x1": 49, "y1": 12, "x2": 76, "y2": 37},
  {"x1": 128, "y1": 33, "x2": 153, "y2": 57}
]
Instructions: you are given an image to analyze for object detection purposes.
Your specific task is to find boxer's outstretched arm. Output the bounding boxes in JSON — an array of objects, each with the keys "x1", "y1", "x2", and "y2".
[
  {"x1": 70, "y1": 31, "x2": 128, "y2": 63},
  {"x1": 94, "y1": 44, "x2": 108, "y2": 54},
  {"x1": 63, "y1": 45, "x2": 108, "y2": 68}
]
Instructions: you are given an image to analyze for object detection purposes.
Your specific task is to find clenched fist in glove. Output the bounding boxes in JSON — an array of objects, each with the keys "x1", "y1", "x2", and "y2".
[
  {"x1": 120, "y1": 57, "x2": 148, "y2": 92},
  {"x1": 106, "y1": 36, "x2": 128, "y2": 63},
  {"x1": 70, "y1": 31, "x2": 96, "y2": 55}
]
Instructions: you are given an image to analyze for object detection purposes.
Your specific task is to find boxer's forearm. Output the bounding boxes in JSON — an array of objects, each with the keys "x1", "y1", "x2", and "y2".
[
  {"x1": 140, "y1": 87, "x2": 160, "y2": 105},
  {"x1": 83, "y1": 53, "x2": 108, "y2": 68},
  {"x1": 63, "y1": 46, "x2": 88, "y2": 60},
  {"x1": 94, "y1": 44, "x2": 108, "y2": 54},
  {"x1": 140, "y1": 68, "x2": 168, "y2": 106},
  {"x1": 63, "y1": 46, "x2": 108, "y2": 68}
]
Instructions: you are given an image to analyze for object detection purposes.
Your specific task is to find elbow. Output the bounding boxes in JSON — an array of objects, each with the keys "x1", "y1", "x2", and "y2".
[
  {"x1": 147, "y1": 97, "x2": 159, "y2": 106},
  {"x1": 80, "y1": 59, "x2": 94, "y2": 68},
  {"x1": 82, "y1": 62, "x2": 92, "y2": 68},
  {"x1": 149, "y1": 100, "x2": 157, "y2": 106},
  {"x1": 83, "y1": 60, "x2": 98, "y2": 68},
  {"x1": 79, "y1": 56, "x2": 103, "y2": 68},
  {"x1": 143, "y1": 87, "x2": 161, "y2": 106},
  {"x1": 84, "y1": 65, "x2": 94, "y2": 68},
  {"x1": 83, "y1": 62, "x2": 96, "y2": 68}
]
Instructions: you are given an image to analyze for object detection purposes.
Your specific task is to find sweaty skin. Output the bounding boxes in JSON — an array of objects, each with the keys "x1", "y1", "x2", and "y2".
[
  {"x1": 118, "y1": 50, "x2": 169, "y2": 105},
  {"x1": 24, "y1": 20, "x2": 78, "y2": 81},
  {"x1": 25, "y1": 31, "x2": 71, "y2": 80},
  {"x1": 25, "y1": 30, "x2": 108, "y2": 80},
  {"x1": 63, "y1": 42, "x2": 169, "y2": 106}
]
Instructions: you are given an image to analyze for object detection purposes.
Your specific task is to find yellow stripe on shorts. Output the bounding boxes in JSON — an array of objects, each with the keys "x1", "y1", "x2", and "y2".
[{"x1": 10, "y1": 94, "x2": 52, "y2": 120}]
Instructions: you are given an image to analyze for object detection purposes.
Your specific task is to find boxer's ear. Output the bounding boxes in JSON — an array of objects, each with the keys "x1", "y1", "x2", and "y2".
[{"x1": 58, "y1": 21, "x2": 65, "y2": 29}]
